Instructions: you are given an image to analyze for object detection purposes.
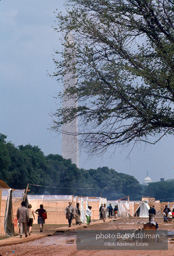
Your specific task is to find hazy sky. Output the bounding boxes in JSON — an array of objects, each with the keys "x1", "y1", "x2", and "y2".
[{"x1": 1, "y1": 0, "x2": 174, "y2": 184}]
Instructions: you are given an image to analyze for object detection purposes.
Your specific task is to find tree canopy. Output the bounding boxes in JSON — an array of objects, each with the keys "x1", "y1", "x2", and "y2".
[
  {"x1": 53, "y1": 0, "x2": 174, "y2": 153},
  {"x1": 0, "y1": 133, "x2": 141, "y2": 200},
  {"x1": 144, "y1": 179, "x2": 174, "y2": 202}
]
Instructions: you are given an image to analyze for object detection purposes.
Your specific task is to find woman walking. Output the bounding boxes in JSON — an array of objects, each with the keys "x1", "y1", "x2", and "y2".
[
  {"x1": 35, "y1": 204, "x2": 47, "y2": 232},
  {"x1": 28, "y1": 204, "x2": 35, "y2": 235}
]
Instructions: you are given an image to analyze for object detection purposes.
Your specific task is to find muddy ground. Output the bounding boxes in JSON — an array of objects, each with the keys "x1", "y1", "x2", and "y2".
[{"x1": 1, "y1": 217, "x2": 174, "y2": 256}]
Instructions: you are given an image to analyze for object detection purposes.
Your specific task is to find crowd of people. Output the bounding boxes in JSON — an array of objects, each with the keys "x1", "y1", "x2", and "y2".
[
  {"x1": 65, "y1": 202, "x2": 93, "y2": 227},
  {"x1": 148, "y1": 204, "x2": 174, "y2": 225},
  {"x1": 17, "y1": 201, "x2": 47, "y2": 238},
  {"x1": 17, "y1": 200, "x2": 174, "y2": 237},
  {"x1": 99, "y1": 203, "x2": 118, "y2": 222},
  {"x1": 60, "y1": 202, "x2": 174, "y2": 226},
  {"x1": 65, "y1": 202, "x2": 119, "y2": 227}
]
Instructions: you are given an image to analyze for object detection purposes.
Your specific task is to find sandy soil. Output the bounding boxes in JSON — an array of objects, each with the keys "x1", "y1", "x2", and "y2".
[{"x1": 0, "y1": 217, "x2": 174, "y2": 256}]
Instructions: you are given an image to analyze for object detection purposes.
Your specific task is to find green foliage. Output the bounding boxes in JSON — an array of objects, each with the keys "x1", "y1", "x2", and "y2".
[
  {"x1": 0, "y1": 133, "x2": 142, "y2": 200},
  {"x1": 0, "y1": 137, "x2": 11, "y2": 181},
  {"x1": 53, "y1": 0, "x2": 174, "y2": 153},
  {"x1": 144, "y1": 180, "x2": 174, "y2": 202}
]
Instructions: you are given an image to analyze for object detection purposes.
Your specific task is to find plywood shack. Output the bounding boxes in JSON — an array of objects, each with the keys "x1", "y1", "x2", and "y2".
[
  {"x1": 0, "y1": 189, "x2": 3, "y2": 235},
  {"x1": 0, "y1": 180, "x2": 10, "y2": 235},
  {"x1": 154, "y1": 201, "x2": 161, "y2": 212},
  {"x1": 0, "y1": 188, "x2": 24, "y2": 236},
  {"x1": 12, "y1": 190, "x2": 25, "y2": 233},
  {"x1": 107, "y1": 200, "x2": 136, "y2": 217},
  {"x1": 117, "y1": 201, "x2": 131, "y2": 217},
  {"x1": 142, "y1": 197, "x2": 155, "y2": 205},
  {"x1": 142, "y1": 197, "x2": 162, "y2": 213},
  {"x1": 27, "y1": 195, "x2": 105, "y2": 225},
  {"x1": 88, "y1": 197, "x2": 107, "y2": 220},
  {"x1": 28, "y1": 195, "x2": 77, "y2": 225},
  {"x1": 0, "y1": 188, "x2": 12, "y2": 236}
]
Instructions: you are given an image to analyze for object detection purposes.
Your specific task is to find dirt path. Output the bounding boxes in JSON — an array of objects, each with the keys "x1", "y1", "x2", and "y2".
[{"x1": 0, "y1": 217, "x2": 174, "y2": 256}]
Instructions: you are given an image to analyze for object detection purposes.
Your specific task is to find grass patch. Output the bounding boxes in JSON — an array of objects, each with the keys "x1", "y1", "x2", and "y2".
[
  {"x1": 0, "y1": 236, "x2": 9, "y2": 240},
  {"x1": 0, "y1": 233, "x2": 19, "y2": 240}
]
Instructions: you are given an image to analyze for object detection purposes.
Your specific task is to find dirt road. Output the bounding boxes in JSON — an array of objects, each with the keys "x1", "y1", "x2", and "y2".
[{"x1": 0, "y1": 218, "x2": 174, "y2": 256}]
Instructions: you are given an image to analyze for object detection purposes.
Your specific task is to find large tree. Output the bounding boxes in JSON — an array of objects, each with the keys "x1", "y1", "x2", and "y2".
[{"x1": 53, "y1": 0, "x2": 174, "y2": 153}]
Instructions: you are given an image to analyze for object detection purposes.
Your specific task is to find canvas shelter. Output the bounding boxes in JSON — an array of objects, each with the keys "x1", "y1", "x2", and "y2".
[
  {"x1": 28, "y1": 195, "x2": 106, "y2": 225},
  {"x1": 0, "y1": 187, "x2": 25, "y2": 236},
  {"x1": 88, "y1": 197, "x2": 107, "y2": 220},
  {"x1": 117, "y1": 201, "x2": 132, "y2": 217},
  {"x1": 77, "y1": 196, "x2": 88, "y2": 223},
  {"x1": 134, "y1": 201, "x2": 150, "y2": 217},
  {"x1": 107, "y1": 200, "x2": 135, "y2": 217},
  {"x1": 28, "y1": 194, "x2": 80, "y2": 225}
]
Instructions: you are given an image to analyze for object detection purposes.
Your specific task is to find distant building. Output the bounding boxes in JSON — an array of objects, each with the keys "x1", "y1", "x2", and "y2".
[
  {"x1": 62, "y1": 32, "x2": 79, "y2": 168},
  {"x1": 160, "y1": 178, "x2": 165, "y2": 182},
  {"x1": 143, "y1": 172, "x2": 152, "y2": 185}
]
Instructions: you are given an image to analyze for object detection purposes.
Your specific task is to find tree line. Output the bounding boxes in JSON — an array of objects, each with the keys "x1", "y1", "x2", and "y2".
[
  {"x1": 0, "y1": 133, "x2": 142, "y2": 200},
  {"x1": 143, "y1": 180, "x2": 174, "y2": 202}
]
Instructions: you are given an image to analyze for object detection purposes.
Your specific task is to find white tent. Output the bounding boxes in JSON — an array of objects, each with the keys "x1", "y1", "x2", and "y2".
[
  {"x1": 108, "y1": 200, "x2": 135, "y2": 217},
  {"x1": 78, "y1": 197, "x2": 88, "y2": 223},
  {"x1": 135, "y1": 202, "x2": 150, "y2": 217}
]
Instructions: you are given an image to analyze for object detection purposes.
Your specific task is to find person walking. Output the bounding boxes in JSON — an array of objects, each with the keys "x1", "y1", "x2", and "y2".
[
  {"x1": 65, "y1": 202, "x2": 75, "y2": 227},
  {"x1": 99, "y1": 204, "x2": 103, "y2": 219},
  {"x1": 148, "y1": 205, "x2": 156, "y2": 223},
  {"x1": 163, "y1": 205, "x2": 171, "y2": 222},
  {"x1": 35, "y1": 204, "x2": 47, "y2": 232},
  {"x1": 17, "y1": 201, "x2": 29, "y2": 238},
  {"x1": 28, "y1": 204, "x2": 35, "y2": 235},
  {"x1": 86, "y1": 206, "x2": 92, "y2": 225},
  {"x1": 114, "y1": 205, "x2": 118, "y2": 218},
  {"x1": 101, "y1": 203, "x2": 107, "y2": 222},
  {"x1": 107, "y1": 203, "x2": 113, "y2": 218},
  {"x1": 75, "y1": 203, "x2": 81, "y2": 225}
]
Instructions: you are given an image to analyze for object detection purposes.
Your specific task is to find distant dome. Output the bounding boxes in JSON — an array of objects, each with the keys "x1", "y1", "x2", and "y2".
[{"x1": 143, "y1": 176, "x2": 152, "y2": 185}]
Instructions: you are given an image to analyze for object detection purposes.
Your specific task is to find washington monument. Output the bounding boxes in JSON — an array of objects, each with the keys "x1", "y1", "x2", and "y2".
[{"x1": 62, "y1": 32, "x2": 79, "y2": 167}]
